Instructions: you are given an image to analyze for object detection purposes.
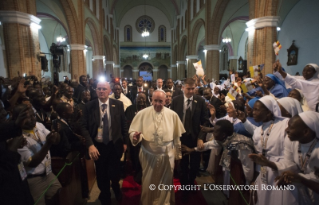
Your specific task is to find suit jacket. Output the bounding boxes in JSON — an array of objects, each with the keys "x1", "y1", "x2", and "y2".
[
  {"x1": 80, "y1": 98, "x2": 129, "y2": 157},
  {"x1": 129, "y1": 85, "x2": 148, "y2": 104},
  {"x1": 170, "y1": 95, "x2": 209, "y2": 143},
  {"x1": 165, "y1": 86, "x2": 183, "y2": 98}
]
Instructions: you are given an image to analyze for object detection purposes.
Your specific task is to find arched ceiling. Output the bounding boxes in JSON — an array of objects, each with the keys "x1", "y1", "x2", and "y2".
[{"x1": 110, "y1": 0, "x2": 181, "y2": 27}]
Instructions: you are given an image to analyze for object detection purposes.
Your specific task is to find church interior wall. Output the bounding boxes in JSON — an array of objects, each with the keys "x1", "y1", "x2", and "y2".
[
  {"x1": 277, "y1": 0, "x2": 319, "y2": 75},
  {"x1": 119, "y1": 5, "x2": 171, "y2": 43}
]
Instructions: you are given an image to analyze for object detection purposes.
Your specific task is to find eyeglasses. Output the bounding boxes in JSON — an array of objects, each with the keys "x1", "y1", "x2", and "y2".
[{"x1": 97, "y1": 88, "x2": 107, "y2": 91}]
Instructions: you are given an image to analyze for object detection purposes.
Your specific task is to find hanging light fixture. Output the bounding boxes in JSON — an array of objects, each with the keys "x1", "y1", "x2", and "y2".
[
  {"x1": 222, "y1": 37, "x2": 231, "y2": 43},
  {"x1": 56, "y1": 24, "x2": 65, "y2": 43},
  {"x1": 222, "y1": 25, "x2": 233, "y2": 43},
  {"x1": 141, "y1": 0, "x2": 149, "y2": 37},
  {"x1": 143, "y1": 53, "x2": 149, "y2": 59}
]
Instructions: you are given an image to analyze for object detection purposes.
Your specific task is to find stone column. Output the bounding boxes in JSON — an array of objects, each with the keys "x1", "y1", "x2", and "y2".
[
  {"x1": 113, "y1": 64, "x2": 120, "y2": 77},
  {"x1": 176, "y1": 61, "x2": 186, "y2": 79},
  {"x1": 246, "y1": 16, "x2": 280, "y2": 74},
  {"x1": 186, "y1": 55, "x2": 198, "y2": 78},
  {"x1": 153, "y1": 68, "x2": 158, "y2": 80},
  {"x1": 228, "y1": 56, "x2": 238, "y2": 71},
  {"x1": 70, "y1": 44, "x2": 87, "y2": 77},
  {"x1": 92, "y1": 55, "x2": 105, "y2": 79},
  {"x1": 0, "y1": 11, "x2": 42, "y2": 78},
  {"x1": 105, "y1": 61, "x2": 114, "y2": 79},
  {"x1": 171, "y1": 64, "x2": 177, "y2": 80},
  {"x1": 204, "y1": 44, "x2": 220, "y2": 80}
]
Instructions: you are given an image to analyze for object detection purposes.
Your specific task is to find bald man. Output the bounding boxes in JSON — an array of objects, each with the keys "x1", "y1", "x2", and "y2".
[{"x1": 81, "y1": 81, "x2": 128, "y2": 204}]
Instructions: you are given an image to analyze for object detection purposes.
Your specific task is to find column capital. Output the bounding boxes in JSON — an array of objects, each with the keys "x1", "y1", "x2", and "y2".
[
  {"x1": 176, "y1": 61, "x2": 186, "y2": 65},
  {"x1": 171, "y1": 64, "x2": 177, "y2": 67},
  {"x1": 70, "y1": 44, "x2": 87, "y2": 50},
  {"x1": 105, "y1": 61, "x2": 114, "y2": 65},
  {"x1": 113, "y1": 64, "x2": 120, "y2": 68},
  {"x1": 153, "y1": 69, "x2": 159, "y2": 72},
  {"x1": 246, "y1": 16, "x2": 280, "y2": 31},
  {"x1": 186, "y1": 55, "x2": 198, "y2": 60},
  {"x1": 92, "y1": 55, "x2": 105, "y2": 60},
  {"x1": 204, "y1": 44, "x2": 220, "y2": 51},
  {"x1": 0, "y1": 11, "x2": 41, "y2": 26},
  {"x1": 229, "y1": 56, "x2": 238, "y2": 60}
]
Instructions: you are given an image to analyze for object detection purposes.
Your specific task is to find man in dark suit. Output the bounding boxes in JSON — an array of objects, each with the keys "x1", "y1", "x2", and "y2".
[
  {"x1": 165, "y1": 78, "x2": 183, "y2": 98},
  {"x1": 81, "y1": 81, "x2": 128, "y2": 205},
  {"x1": 74, "y1": 75, "x2": 87, "y2": 103},
  {"x1": 170, "y1": 78, "x2": 209, "y2": 201},
  {"x1": 129, "y1": 76, "x2": 148, "y2": 104},
  {"x1": 203, "y1": 87, "x2": 223, "y2": 118},
  {"x1": 121, "y1": 79, "x2": 130, "y2": 98}
]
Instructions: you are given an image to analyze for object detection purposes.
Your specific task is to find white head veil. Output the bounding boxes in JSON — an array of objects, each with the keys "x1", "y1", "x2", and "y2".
[
  {"x1": 277, "y1": 97, "x2": 303, "y2": 117},
  {"x1": 294, "y1": 89, "x2": 310, "y2": 111},
  {"x1": 258, "y1": 95, "x2": 284, "y2": 119},
  {"x1": 299, "y1": 111, "x2": 319, "y2": 139},
  {"x1": 306, "y1": 63, "x2": 319, "y2": 81}
]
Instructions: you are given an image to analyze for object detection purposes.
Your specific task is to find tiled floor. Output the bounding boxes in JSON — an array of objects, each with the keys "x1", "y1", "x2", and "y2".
[{"x1": 87, "y1": 171, "x2": 228, "y2": 205}]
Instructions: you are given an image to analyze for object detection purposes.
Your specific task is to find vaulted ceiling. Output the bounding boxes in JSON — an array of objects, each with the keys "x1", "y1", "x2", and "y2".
[{"x1": 109, "y1": 0, "x2": 181, "y2": 26}]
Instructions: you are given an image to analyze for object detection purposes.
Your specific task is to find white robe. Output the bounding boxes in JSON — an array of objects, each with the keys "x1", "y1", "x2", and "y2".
[
  {"x1": 128, "y1": 106, "x2": 185, "y2": 205},
  {"x1": 252, "y1": 118, "x2": 298, "y2": 205},
  {"x1": 109, "y1": 93, "x2": 132, "y2": 111},
  {"x1": 274, "y1": 137, "x2": 319, "y2": 205},
  {"x1": 282, "y1": 74, "x2": 319, "y2": 111}
]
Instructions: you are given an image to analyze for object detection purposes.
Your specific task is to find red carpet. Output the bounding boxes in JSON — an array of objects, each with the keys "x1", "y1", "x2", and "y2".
[{"x1": 120, "y1": 175, "x2": 208, "y2": 205}]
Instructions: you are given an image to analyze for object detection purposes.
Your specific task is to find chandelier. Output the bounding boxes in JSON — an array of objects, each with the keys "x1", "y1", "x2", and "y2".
[
  {"x1": 222, "y1": 37, "x2": 231, "y2": 43},
  {"x1": 143, "y1": 53, "x2": 149, "y2": 59},
  {"x1": 142, "y1": 29, "x2": 149, "y2": 37},
  {"x1": 56, "y1": 24, "x2": 65, "y2": 43}
]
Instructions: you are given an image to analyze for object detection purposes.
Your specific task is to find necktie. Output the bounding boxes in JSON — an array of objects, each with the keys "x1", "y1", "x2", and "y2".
[
  {"x1": 184, "y1": 99, "x2": 192, "y2": 135},
  {"x1": 101, "y1": 104, "x2": 109, "y2": 145}
]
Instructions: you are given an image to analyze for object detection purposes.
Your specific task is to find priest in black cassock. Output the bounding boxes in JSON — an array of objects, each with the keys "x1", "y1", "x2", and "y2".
[{"x1": 125, "y1": 92, "x2": 148, "y2": 184}]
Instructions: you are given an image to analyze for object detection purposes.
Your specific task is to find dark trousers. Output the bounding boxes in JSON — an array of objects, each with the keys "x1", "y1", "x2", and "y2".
[
  {"x1": 95, "y1": 142, "x2": 121, "y2": 205},
  {"x1": 180, "y1": 134, "x2": 200, "y2": 186}
]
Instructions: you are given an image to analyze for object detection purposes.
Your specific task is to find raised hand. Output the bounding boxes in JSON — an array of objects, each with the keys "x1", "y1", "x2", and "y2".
[
  {"x1": 237, "y1": 110, "x2": 247, "y2": 123},
  {"x1": 207, "y1": 104, "x2": 216, "y2": 119}
]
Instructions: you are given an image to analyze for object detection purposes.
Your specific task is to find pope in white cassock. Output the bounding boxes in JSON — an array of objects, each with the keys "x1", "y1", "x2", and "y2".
[{"x1": 129, "y1": 90, "x2": 185, "y2": 205}]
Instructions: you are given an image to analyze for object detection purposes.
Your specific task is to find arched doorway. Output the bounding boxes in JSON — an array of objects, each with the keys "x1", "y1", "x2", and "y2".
[
  {"x1": 139, "y1": 62, "x2": 153, "y2": 81},
  {"x1": 123, "y1": 65, "x2": 133, "y2": 79},
  {"x1": 158, "y1": 65, "x2": 168, "y2": 80}
]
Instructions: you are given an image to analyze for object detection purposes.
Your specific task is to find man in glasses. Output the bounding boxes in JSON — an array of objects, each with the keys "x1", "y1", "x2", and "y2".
[{"x1": 81, "y1": 81, "x2": 128, "y2": 204}]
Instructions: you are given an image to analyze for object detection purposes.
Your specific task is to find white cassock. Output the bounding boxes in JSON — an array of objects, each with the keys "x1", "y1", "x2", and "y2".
[
  {"x1": 281, "y1": 74, "x2": 319, "y2": 111},
  {"x1": 194, "y1": 139, "x2": 254, "y2": 197},
  {"x1": 252, "y1": 118, "x2": 298, "y2": 205},
  {"x1": 109, "y1": 93, "x2": 132, "y2": 111},
  {"x1": 129, "y1": 106, "x2": 185, "y2": 205},
  {"x1": 274, "y1": 137, "x2": 319, "y2": 205}
]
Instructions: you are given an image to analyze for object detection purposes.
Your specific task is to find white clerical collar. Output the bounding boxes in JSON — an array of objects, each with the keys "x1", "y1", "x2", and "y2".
[
  {"x1": 157, "y1": 87, "x2": 162, "y2": 90},
  {"x1": 137, "y1": 86, "x2": 143, "y2": 91}
]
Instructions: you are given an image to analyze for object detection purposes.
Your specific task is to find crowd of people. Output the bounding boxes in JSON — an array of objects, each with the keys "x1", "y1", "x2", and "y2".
[{"x1": 1, "y1": 59, "x2": 319, "y2": 205}]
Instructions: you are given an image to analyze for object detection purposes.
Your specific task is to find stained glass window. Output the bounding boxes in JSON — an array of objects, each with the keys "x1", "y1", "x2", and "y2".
[
  {"x1": 136, "y1": 15, "x2": 155, "y2": 33},
  {"x1": 124, "y1": 25, "x2": 132, "y2": 42},
  {"x1": 158, "y1": 25, "x2": 166, "y2": 42}
]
